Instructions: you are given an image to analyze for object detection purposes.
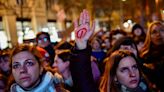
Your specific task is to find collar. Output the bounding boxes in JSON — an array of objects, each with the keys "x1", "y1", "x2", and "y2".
[{"x1": 10, "y1": 72, "x2": 56, "y2": 92}]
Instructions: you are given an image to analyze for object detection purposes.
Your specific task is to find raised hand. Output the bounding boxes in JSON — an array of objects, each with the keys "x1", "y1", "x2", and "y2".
[{"x1": 74, "y1": 9, "x2": 95, "y2": 49}]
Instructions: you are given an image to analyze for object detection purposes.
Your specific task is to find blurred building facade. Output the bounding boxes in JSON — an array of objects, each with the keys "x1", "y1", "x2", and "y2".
[{"x1": 0, "y1": 0, "x2": 163, "y2": 49}]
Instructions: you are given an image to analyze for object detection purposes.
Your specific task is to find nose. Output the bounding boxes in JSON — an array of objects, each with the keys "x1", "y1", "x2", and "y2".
[
  {"x1": 129, "y1": 69, "x2": 136, "y2": 77},
  {"x1": 52, "y1": 61, "x2": 57, "y2": 68},
  {"x1": 156, "y1": 31, "x2": 161, "y2": 36},
  {"x1": 19, "y1": 65, "x2": 27, "y2": 74}
]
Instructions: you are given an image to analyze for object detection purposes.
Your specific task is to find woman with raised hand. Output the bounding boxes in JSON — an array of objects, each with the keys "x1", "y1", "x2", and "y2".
[{"x1": 70, "y1": 9, "x2": 99, "y2": 92}]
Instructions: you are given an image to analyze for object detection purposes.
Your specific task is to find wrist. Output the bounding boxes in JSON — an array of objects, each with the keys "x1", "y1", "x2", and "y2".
[{"x1": 75, "y1": 40, "x2": 87, "y2": 50}]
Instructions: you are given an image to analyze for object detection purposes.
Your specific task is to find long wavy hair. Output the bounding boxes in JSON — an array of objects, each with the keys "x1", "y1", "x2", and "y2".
[
  {"x1": 140, "y1": 21, "x2": 164, "y2": 58},
  {"x1": 99, "y1": 50, "x2": 142, "y2": 92}
]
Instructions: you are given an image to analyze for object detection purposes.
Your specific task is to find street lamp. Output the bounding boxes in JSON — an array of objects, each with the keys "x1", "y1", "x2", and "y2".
[{"x1": 122, "y1": 0, "x2": 126, "y2": 2}]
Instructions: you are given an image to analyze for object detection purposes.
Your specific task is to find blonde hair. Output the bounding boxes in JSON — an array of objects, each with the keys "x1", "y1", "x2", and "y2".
[{"x1": 140, "y1": 21, "x2": 164, "y2": 57}]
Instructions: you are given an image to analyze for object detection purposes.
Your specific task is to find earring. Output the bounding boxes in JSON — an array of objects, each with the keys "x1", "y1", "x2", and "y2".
[{"x1": 114, "y1": 77, "x2": 119, "y2": 84}]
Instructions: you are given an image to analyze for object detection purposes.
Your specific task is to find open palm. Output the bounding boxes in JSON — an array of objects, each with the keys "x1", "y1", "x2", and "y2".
[{"x1": 74, "y1": 9, "x2": 95, "y2": 49}]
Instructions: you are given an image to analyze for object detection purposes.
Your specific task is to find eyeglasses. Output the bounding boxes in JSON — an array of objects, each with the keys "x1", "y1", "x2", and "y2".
[
  {"x1": 151, "y1": 29, "x2": 164, "y2": 35},
  {"x1": 38, "y1": 37, "x2": 48, "y2": 43}
]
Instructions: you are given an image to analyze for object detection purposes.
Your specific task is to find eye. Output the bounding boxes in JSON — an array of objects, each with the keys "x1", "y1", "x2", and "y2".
[
  {"x1": 120, "y1": 67, "x2": 129, "y2": 73},
  {"x1": 25, "y1": 60, "x2": 35, "y2": 66},
  {"x1": 12, "y1": 63, "x2": 20, "y2": 69},
  {"x1": 132, "y1": 64, "x2": 138, "y2": 70},
  {"x1": 26, "y1": 62, "x2": 34, "y2": 66},
  {"x1": 160, "y1": 29, "x2": 164, "y2": 32},
  {"x1": 43, "y1": 38, "x2": 48, "y2": 42},
  {"x1": 38, "y1": 40, "x2": 42, "y2": 43},
  {"x1": 151, "y1": 30, "x2": 159, "y2": 34}
]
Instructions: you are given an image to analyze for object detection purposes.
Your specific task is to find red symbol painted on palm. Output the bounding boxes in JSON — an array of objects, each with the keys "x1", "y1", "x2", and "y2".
[{"x1": 76, "y1": 28, "x2": 87, "y2": 38}]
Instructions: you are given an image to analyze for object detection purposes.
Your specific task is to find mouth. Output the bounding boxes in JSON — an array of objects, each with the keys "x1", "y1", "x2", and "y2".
[
  {"x1": 20, "y1": 76, "x2": 30, "y2": 81},
  {"x1": 130, "y1": 79, "x2": 138, "y2": 84},
  {"x1": 156, "y1": 37, "x2": 162, "y2": 40}
]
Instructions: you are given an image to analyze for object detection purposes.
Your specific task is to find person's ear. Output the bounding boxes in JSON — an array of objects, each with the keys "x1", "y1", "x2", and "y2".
[
  {"x1": 40, "y1": 66, "x2": 44, "y2": 75},
  {"x1": 65, "y1": 61, "x2": 70, "y2": 67},
  {"x1": 114, "y1": 76, "x2": 117, "y2": 82},
  {"x1": 114, "y1": 76, "x2": 119, "y2": 84}
]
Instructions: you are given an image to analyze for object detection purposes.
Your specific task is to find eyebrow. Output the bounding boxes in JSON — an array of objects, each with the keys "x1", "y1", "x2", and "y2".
[
  {"x1": 120, "y1": 63, "x2": 137, "y2": 69},
  {"x1": 12, "y1": 59, "x2": 35, "y2": 64}
]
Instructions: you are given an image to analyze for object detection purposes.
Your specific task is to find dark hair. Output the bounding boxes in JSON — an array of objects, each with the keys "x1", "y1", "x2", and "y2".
[
  {"x1": 107, "y1": 36, "x2": 139, "y2": 57},
  {"x1": 109, "y1": 29, "x2": 127, "y2": 42},
  {"x1": 0, "y1": 49, "x2": 10, "y2": 62},
  {"x1": 131, "y1": 24, "x2": 146, "y2": 43},
  {"x1": 132, "y1": 24, "x2": 145, "y2": 34},
  {"x1": 56, "y1": 50, "x2": 72, "y2": 62},
  {"x1": 36, "y1": 32, "x2": 51, "y2": 42},
  {"x1": 55, "y1": 41, "x2": 73, "y2": 50}
]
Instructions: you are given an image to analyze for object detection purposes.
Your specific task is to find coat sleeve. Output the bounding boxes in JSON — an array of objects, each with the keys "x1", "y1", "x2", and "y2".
[{"x1": 70, "y1": 45, "x2": 99, "y2": 92}]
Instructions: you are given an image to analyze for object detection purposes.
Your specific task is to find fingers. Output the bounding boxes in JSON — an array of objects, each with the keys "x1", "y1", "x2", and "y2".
[
  {"x1": 82, "y1": 10, "x2": 87, "y2": 24},
  {"x1": 79, "y1": 12, "x2": 83, "y2": 25},
  {"x1": 85, "y1": 10, "x2": 90, "y2": 24},
  {"x1": 91, "y1": 20, "x2": 95, "y2": 33},
  {"x1": 75, "y1": 9, "x2": 94, "y2": 39},
  {"x1": 74, "y1": 19, "x2": 78, "y2": 29},
  {"x1": 79, "y1": 9, "x2": 90, "y2": 26}
]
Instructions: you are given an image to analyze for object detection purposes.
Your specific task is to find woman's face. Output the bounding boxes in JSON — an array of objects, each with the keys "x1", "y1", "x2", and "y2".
[
  {"x1": 92, "y1": 40, "x2": 101, "y2": 50},
  {"x1": 115, "y1": 56, "x2": 140, "y2": 89},
  {"x1": 0, "y1": 56, "x2": 10, "y2": 72},
  {"x1": 150, "y1": 24, "x2": 164, "y2": 46},
  {"x1": 134, "y1": 28, "x2": 142, "y2": 36},
  {"x1": 53, "y1": 55, "x2": 69, "y2": 74},
  {"x1": 37, "y1": 34, "x2": 50, "y2": 48},
  {"x1": 112, "y1": 34, "x2": 124, "y2": 46},
  {"x1": 12, "y1": 51, "x2": 42, "y2": 89}
]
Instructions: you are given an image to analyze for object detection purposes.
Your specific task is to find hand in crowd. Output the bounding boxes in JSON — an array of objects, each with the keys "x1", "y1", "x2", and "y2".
[{"x1": 74, "y1": 9, "x2": 95, "y2": 49}]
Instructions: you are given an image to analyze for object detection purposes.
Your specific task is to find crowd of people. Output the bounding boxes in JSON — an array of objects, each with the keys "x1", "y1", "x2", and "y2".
[{"x1": 0, "y1": 9, "x2": 164, "y2": 92}]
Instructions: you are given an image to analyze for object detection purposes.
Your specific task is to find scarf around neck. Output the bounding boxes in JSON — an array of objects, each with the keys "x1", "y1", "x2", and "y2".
[{"x1": 10, "y1": 72, "x2": 56, "y2": 92}]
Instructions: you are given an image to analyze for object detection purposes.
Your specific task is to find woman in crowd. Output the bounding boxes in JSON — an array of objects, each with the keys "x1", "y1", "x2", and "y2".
[
  {"x1": 90, "y1": 37, "x2": 106, "y2": 75},
  {"x1": 109, "y1": 29, "x2": 127, "y2": 47},
  {"x1": 53, "y1": 49, "x2": 74, "y2": 92},
  {"x1": 107, "y1": 36, "x2": 139, "y2": 57},
  {"x1": 90, "y1": 37, "x2": 106, "y2": 63},
  {"x1": 36, "y1": 32, "x2": 56, "y2": 66},
  {"x1": 0, "y1": 50, "x2": 11, "y2": 77},
  {"x1": 99, "y1": 50, "x2": 151, "y2": 92},
  {"x1": 105, "y1": 36, "x2": 143, "y2": 74},
  {"x1": 53, "y1": 49, "x2": 101, "y2": 92},
  {"x1": 140, "y1": 21, "x2": 164, "y2": 91},
  {"x1": 131, "y1": 23, "x2": 146, "y2": 51},
  {"x1": 9, "y1": 44, "x2": 66, "y2": 92}
]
